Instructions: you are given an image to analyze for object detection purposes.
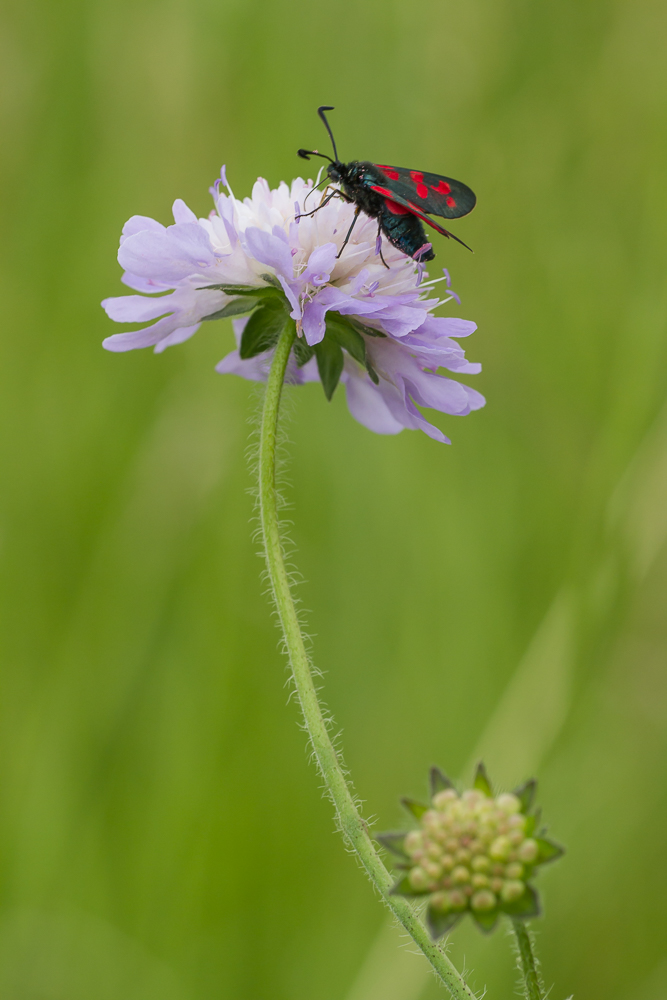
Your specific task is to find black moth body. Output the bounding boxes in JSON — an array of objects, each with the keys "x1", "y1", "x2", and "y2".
[
  {"x1": 298, "y1": 107, "x2": 476, "y2": 264},
  {"x1": 328, "y1": 161, "x2": 438, "y2": 260}
]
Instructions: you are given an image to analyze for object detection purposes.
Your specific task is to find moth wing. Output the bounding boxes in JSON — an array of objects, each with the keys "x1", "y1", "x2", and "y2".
[
  {"x1": 373, "y1": 165, "x2": 476, "y2": 220},
  {"x1": 368, "y1": 183, "x2": 472, "y2": 251}
]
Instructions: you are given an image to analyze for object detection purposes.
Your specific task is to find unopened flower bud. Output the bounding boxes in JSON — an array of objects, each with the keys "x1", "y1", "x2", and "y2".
[
  {"x1": 496, "y1": 793, "x2": 521, "y2": 814},
  {"x1": 501, "y1": 879, "x2": 526, "y2": 903},
  {"x1": 449, "y1": 890, "x2": 467, "y2": 910},
  {"x1": 404, "y1": 831, "x2": 422, "y2": 853},
  {"x1": 472, "y1": 873, "x2": 489, "y2": 889},
  {"x1": 506, "y1": 862, "x2": 524, "y2": 879},
  {"x1": 471, "y1": 890, "x2": 496, "y2": 912},
  {"x1": 452, "y1": 865, "x2": 471, "y2": 884},
  {"x1": 518, "y1": 839, "x2": 539, "y2": 863},
  {"x1": 431, "y1": 890, "x2": 452, "y2": 912},
  {"x1": 489, "y1": 836, "x2": 512, "y2": 861},
  {"x1": 433, "y1": 789, "x2": 458, "y2": 809},
  {"x1": 409, "y1": 867, "x2": 430, "y2": 891},
  {"x1": 472, "y1": 854, "x2": 491, "y2": 872}
]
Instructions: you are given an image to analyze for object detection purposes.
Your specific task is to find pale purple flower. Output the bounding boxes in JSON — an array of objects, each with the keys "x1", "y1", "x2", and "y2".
[{"x1": 102, "y1": 169, "x2": 485, "y2": 442}]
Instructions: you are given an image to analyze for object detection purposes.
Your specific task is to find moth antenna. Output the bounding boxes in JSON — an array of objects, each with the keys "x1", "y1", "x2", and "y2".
[
  {"x1": 317, "y1": 106, "x2": 339, "y2": 162},
  {"x1": 298, "y1": 148, "x2": 334, "y2": 164}
]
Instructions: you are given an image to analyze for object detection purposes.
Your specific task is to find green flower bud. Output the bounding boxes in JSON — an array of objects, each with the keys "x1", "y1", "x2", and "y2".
[
  {"x1": 449, "y1": 890, "x2": 467, "y2": 910},
  {"x1": 430, "y1": 890, "x2": 452, "y2": 912},
  {"x1": 489, "y1": 836, "x2": 512, "y2": 861},
  {"x1": 384, "y1": 765, "x2": 564, "y2": 939},
  {"x1": 518, "y1": 839, "x2": 539, "y2": 863},
  {"x1": 471, "y1": 890, "x2": 497, "y2": 912},
  {"x1": 500, "y1": 879, "x2": 526, "y2": 903},
  {"x1": 433, "y1": 789, "x2": 458, "y2": 809},
  {"x1": 404, "y1": 830, "x2": 422, "y2": 854},
  {"x1": 496, "y1": 793, "x2": 521, "y2": 815},
  {"x1": 409, "y1": 867, "x2": 430, "y2": 891}
]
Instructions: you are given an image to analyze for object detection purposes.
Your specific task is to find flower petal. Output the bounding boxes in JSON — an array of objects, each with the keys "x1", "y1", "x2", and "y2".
[
  {"x1": 343, "y1": 371, "x2": 405, "y2": 435},
  {"x1": 118, "y1": 223, "x2": 217, "y2": 282},
  {"x1": 101, "y1": 293, "x2": 174, "y2": 323},
  {"x1": 172, "y1": 198, "x2": 198, "y2": 225},
  {"x1": 243, "y1": 226, "x2": 294, "y2": 279}
]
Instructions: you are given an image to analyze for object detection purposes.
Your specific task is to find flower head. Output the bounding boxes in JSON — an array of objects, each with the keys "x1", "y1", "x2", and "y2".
[
  {"x1": 102, "y1": 168, "x2": 485, "y2": 442},
  {"x1": 380, "y1": 764, "x2": 564, "y2": 937}
]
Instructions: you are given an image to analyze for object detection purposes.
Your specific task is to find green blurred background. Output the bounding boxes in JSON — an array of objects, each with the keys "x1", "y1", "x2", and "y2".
[{"x1": 1, "y1": 0, "x2": 667, "y2": 997}]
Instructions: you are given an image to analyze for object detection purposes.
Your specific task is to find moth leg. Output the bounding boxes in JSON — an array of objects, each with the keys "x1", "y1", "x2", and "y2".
[
  {"x1": 295, "y1": 189, "x2": 340, "y2": 220},
  {"x1": 336, "y1": 205, "x2": 361, "y2": 259},
  {"x1": 376, "y1": 220, "x2": 390, "y2": 269}
]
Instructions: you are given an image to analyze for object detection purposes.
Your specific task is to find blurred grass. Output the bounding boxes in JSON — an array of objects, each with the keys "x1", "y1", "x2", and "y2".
[{"x1": 1, "y1": 0, "x2": 667, "y2": 998}]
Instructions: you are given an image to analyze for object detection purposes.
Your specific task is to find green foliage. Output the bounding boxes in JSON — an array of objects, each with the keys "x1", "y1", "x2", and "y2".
[
  {"x1": 239, "y1": 301, "x2": 288, "y2": 359},
  {"x1": 376, "y1": 831, "x2": 409, "y2": 858},
  {"x1": 473, "y1": 762, "x2": 493, "y2": 797},
  {"x1": 201, "y1": 298, "x2": 259, "y2": 321},
  {"x1": 314, "y1": 336, "x2": 345, "y2": 401},
  {"x1": 430, "y1": 766, "x2": 454, "y2": 795},
  {"x1": 401, "y1": 798, "x2": 429, "y2": 820}
]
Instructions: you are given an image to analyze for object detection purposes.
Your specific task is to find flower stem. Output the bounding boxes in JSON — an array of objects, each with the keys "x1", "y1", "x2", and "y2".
[
  {"x1": 512, "y1": 920, "x2": 544, "y2": 1000},
  {"x1": 257, "y1": 321, "x2": 478, "y2": 1000}
]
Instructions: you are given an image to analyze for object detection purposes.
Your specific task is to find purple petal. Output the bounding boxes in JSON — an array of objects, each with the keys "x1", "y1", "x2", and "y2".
[
  {"x1": 119, "y1": 215, "x2": 165, "y2": 245},
  {"x1": 302, "y1": 242, "x2": 337, "y2": 286},
  {"x1": 172, "y1": 199, "x2": 198, "y2": 225},
  {"x1": 277, "y1": 276, "x2": 302, "y2": 320},
  {"x1": 301, "y1": 298, "x2": 329, "y2": 345},
  {"x1": 243, "y1": 227, "x2": 294, "y2": 279},
  {"x1": 101, "y1": 293, "x2": 174, "y2": 323},
  {"x1": 121, "y1": 272, "x2": 173, "y2": 293},
  {"x1": 154, "y1": 323, "x2": 201, "y2": 353},
  {"x1": 343, "y1": 374, "x2": 404, "y2": 435},
  {"x1": 118, "y1": 223, "x2": 217, "y2": 282},
  {"x1": 102, "y1": 314, "x2": 180, "y2": 352}
]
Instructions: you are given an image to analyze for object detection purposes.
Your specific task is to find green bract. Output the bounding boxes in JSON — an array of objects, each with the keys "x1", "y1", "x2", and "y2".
[{"x1": 379, "y1": 764, "x2": 564, "y2": 938}]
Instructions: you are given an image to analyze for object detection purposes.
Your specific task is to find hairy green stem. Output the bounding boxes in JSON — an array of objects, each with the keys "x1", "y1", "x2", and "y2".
[
  {"x1": 257, "y1": 321, "x2": 477, "y2": 1000},
  {"x1": 512, "y1": 920, "x2": 544, "y2": 1000}
]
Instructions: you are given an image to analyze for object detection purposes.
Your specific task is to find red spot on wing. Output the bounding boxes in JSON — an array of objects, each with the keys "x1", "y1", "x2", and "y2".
[
  {"x1": 409, "y1": 171, "x2": 429, "y2": 198},
  {"x1": 370, "y1": 185, "x2": 413, "y2": 214},
  {"x1": 432, "y1": 180, "x2": 452, "y2": 195},
  {"x1": 446, "y1": 196, "x2": 456, "y2": 208},
  {"x1": 377, "y1": 164, "x2": 400, "y2": 180},
  {"x1": 385, "y1": 199, "x2": 411, "y2": 215}
]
